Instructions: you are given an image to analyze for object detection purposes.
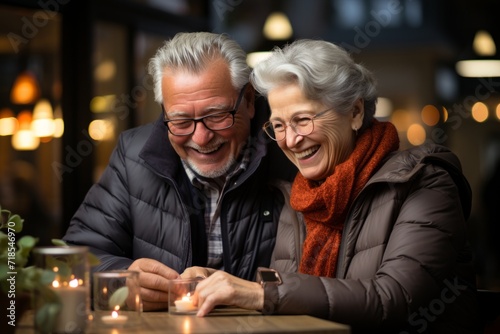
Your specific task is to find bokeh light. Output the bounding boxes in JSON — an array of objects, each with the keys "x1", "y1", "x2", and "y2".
[
  {"x1": 421, "y1": 105, "x2": 440, "y2": 126},
  {"x1": 407, "y1": 123, "x2": 426, "y2": 146},
  {"x1": 471, "y1": 102, "x2": 488, "y2": 123}
]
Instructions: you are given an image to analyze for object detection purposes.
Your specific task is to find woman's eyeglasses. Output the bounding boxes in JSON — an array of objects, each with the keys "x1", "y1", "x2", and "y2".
[{"x1": 262, "y1": 109, "x2": 331, "y2": 141}]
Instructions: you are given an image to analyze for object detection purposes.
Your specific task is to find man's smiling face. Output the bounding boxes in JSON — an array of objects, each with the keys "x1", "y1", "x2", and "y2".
[{"x1": 161, "y1": 58, "x2": 254, "y2": 178}]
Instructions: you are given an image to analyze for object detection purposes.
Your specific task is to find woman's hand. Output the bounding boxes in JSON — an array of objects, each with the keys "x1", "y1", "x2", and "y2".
[
  {"x1": 192, "y1": 271, "x2": 264, "y2": 317},
  {"x1": 180, "y1": 266, "x2": 217, "y2": 279}
]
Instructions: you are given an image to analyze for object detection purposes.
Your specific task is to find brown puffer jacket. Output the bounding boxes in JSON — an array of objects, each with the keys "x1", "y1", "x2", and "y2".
[{"x1": 265, "y1": 143, "x2": 479, "y2": 334}]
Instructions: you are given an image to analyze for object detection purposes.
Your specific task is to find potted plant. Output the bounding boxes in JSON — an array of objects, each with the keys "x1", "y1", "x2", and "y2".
[{"x1": 0, "y1": 205, "x2": 100, "y2": 333}]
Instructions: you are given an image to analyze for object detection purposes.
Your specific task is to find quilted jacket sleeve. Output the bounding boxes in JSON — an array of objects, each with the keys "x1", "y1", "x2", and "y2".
[
  {"x1": 63, "y1": 132, "x2": 135, "y2": 271},
  {"x1": 269, "y1": 180, "x2": 305, "y2": 273}
]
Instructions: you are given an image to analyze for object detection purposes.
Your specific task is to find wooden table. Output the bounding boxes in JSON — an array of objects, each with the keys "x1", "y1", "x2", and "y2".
[{"x1": 15, "y1": 308, "x2": 350, "y2": 334}]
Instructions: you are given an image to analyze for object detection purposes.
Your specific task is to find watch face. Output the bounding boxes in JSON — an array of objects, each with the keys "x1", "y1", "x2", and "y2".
[{"x1": 260, "y1": 270, "x2": 280, "y2": 283}]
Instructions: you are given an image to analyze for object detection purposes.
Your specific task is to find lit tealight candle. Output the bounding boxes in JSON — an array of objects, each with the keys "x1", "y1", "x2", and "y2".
[
  {"x1": 49, "y1": 278, "x2": 87, "y2": 333},
  {"x1": 101, "y1": 310, "x2": 128, "y2": 325},
  {"x1": 174, "y1": 293, "x2": 197, "y2": 312}
]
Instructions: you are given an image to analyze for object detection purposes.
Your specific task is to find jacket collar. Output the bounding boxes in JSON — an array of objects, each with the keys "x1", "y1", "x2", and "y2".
[{"x1": 138, "y1": 115, "x2": 180, "y2": 179}]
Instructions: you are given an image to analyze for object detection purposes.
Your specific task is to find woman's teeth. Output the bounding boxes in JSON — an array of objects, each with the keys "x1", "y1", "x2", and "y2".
[{"x1": 295, "y1": 146, "x2": 319, "y2": 159}]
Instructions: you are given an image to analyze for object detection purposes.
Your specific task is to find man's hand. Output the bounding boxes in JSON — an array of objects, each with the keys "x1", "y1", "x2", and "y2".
[
  {"x1": 192, "y1": 271, "x2": 264, "y2": 317},
  {"x1": 128, "y1": 258, "x2": 180, "y2": 311}
]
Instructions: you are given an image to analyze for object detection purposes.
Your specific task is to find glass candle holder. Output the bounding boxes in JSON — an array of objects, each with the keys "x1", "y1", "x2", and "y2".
[
  {"x1": 32, "y1": 246, "x2": 90, "y2": 334},
  {"x1": 168, "y1": 278, "x2": 202, "y2": 315},
  {"x1": 92, "y1": 270, "x2": 142, "y2": 327}
]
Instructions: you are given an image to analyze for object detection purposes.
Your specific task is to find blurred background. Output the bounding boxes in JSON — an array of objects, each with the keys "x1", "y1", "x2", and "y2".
[{"x1": 0, "y1": 0, "x2": 498, "y2": 290}]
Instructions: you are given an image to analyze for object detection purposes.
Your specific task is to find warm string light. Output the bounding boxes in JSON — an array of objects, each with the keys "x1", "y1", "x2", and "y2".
[
  {"x1": 473, "y1": 30, "x2": 496, "y2": 56},
  {"x1": 456, "y1": 30, "x2": 500, "y2": 78},
  {"x1": 10, "y1": 71, "x2": 41, "y2": 104},
  {"x1": 11, "y1": 110, "x2": 39, "y2": 150},
  {"x1": 53, "y1": 105, "x2": 64, "y2": 138},
  {"x1": 0, "y1": 108, "x2": 18, "y2": 136},
  {"x1": 262, "y1": 12, "x2": 293, "y2": 40},
  {"x1": 5, "y1": 67, "x2": 64, "y2": 147},
  {"x1": 471, "y1": 102, "x2": 489, "y2": 122},
  {"x1": 247, "y1": 11, "x2": 293, "y2": 68},
  {"x1": 89, "y1": 119, "x2": 115, "y2": 141},
  {"x1": 32, "y1": 98, "x2": 55, "y2": 138},
  {"x1": 2, "y1": 99, "x2": 64, "y2": 150}
]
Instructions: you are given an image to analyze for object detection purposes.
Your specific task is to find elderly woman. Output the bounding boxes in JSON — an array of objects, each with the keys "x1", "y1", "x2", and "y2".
[{"x1": 183, "y1": 39, "x2": 478, "y2": 333}]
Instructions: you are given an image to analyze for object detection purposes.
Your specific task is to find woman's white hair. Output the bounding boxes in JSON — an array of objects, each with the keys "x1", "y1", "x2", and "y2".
[
  {"x1": 251, "y1": 39, "x2": 377, "y2": 130},
  {"x1": 148, "y1": 32, "x2": 250, "y2": 104}
]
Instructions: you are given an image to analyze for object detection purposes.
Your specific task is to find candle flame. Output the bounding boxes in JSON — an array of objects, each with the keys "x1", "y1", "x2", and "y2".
[
  {"x1": 111, "y1": 311, "x2": 118, "y2": 319},
  {"x1": 182, "y1": 292, "x2": 192, "y2": 301},
  {"x1": 52, "y1": 279, "x2": 81, "y2": 288}
]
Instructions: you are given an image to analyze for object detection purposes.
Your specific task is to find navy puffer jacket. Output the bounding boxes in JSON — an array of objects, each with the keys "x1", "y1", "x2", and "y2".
[{"x1": 63, "y1": 115, "x2": 300, "y2": 281}]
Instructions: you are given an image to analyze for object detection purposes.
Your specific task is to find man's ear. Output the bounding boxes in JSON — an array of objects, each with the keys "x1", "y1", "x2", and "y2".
[{"x1": 351, "y1": 99, "x2": 364, "y2": 131}]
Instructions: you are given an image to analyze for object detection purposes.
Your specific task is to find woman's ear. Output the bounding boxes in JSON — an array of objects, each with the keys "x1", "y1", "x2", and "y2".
[{"x1": 351, "y1": 99, "x2": 364, "y2": 131}]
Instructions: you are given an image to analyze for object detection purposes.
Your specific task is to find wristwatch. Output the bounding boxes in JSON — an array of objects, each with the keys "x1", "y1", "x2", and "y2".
[{"x1": 256, "y1": 267, "x2": 282, "y2": 287}]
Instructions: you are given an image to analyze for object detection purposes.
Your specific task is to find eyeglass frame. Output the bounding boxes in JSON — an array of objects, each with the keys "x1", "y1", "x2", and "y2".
[
  {"x1": 161, "y1": 84, "x2": 247, "y2": 136},
  {"x1": 262, "y1": 108, "x2": 332, "y2": 141}
]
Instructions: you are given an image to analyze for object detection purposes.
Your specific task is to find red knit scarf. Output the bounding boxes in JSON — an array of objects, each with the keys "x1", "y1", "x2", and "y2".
[{"x1": 290, "y1": 120, "x2": 399, "y2": 277}]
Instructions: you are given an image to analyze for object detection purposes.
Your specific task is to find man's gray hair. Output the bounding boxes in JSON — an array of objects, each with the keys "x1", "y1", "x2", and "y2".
[{"x1": 148, "y1": 32, "x2": 250, "y2": 104}]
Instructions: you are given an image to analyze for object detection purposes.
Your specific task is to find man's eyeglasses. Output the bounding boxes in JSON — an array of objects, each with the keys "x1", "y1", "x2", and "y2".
[
  {"x1": 162, "y1": 84, "x2": 247, "y2": 136},
  {"x1": 263, "y1": 109, "x2": 331, "y2": 141}
]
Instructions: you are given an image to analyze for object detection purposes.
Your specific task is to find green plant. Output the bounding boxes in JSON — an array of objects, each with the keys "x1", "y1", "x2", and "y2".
[
  {"x1": 1, "y1": 205, "x2": 100, "y2": 332},
  {"x1": 1, "y1": 206, "x2": 100, "y2": 293},
  {"x1": 0, "y1": 205, "x2": 40, "y2": 296}
]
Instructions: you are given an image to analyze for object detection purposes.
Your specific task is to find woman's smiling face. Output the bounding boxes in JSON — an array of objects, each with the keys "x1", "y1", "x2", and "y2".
[{"x1": 267, "y1": 83, "x2": 359, "y2": 181}]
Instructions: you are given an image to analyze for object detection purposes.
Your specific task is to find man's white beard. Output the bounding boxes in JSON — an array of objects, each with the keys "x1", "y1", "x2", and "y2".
[{"x1": 185, "y1": 155, "x2": 236, "y2": 178}]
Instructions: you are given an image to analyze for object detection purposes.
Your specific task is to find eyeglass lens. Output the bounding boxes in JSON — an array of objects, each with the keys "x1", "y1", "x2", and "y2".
[
  {"x1": 168, "y1": 112, "x2": 234, "y2": 135},
  {"x1": 265, "y1": 115, "x2": 315, "y2": 141}
]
